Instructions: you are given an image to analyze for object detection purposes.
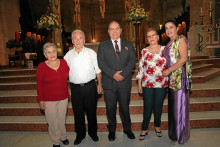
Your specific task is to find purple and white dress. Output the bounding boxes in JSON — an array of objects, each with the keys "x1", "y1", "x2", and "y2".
[{"x1": 163, "y1": 35, "x2": 191, "y2": 144}]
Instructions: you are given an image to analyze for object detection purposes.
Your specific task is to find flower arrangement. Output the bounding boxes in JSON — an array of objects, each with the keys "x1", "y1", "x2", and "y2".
[
  {"x1": 124, "y1": 0, "x2": 149, "y2": 22},
  {"x1": 37, "y1": 7, "x2": 61, "y2": 30}
]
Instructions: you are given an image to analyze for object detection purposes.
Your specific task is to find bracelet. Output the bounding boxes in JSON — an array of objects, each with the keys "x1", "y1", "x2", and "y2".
[{"x1": 98, "y1": 81, "x2": 102, "y2": 85}]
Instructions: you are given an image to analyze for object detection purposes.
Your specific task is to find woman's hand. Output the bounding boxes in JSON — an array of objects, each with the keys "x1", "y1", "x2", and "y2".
[
  {"x1": 138, "y1": 84, "x2": 143, "y2": 94},
  {"x1": 163, "y1": 69, "x2": 171, "y2": 77},
  {"x1": 39, "y1": 101, "x2": 46, "y2": 110},
  {"x1": 138, "y1": 79, "x2": 143, "y2": 94}
]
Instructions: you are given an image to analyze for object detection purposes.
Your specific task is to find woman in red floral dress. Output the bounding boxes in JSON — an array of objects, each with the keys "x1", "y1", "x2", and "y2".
[{"x1": 136, "y1": 28, "x2": 168, "y2": 140}]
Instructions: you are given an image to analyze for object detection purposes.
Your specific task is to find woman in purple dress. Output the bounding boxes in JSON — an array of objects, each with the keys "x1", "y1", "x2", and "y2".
[{"x1": 162, "y1": 19, "x2": 192, "y2": 145}]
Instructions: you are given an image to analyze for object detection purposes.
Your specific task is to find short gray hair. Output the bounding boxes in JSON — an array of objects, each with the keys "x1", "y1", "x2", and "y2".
[
  {"x1": 71, "y1": 29, "x2": 85, "y2": 40},
  {"x1": 43, "y1": 42, "x2": 57, "y2": 54}
]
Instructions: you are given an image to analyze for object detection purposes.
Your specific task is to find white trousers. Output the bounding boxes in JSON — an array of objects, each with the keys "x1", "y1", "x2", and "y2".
[{"x1": 44, "y1": 98, "x2": 68, "y2": 145}]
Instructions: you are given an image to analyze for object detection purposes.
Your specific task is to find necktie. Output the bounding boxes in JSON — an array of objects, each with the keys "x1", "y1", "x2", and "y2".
[{"x1": 114, "y1": 40, "x2": 120, "y2": 60}]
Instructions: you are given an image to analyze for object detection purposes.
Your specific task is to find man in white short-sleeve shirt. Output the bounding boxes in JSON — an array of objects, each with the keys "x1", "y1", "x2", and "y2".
[{"x1": 64, "y1": 30, "x2": 102, "y2": 145}]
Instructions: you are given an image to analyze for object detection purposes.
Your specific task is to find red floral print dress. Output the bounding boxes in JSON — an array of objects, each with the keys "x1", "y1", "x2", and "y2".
[{"x1": 136, "y1": 46, "x2": 168, "y2": 88}]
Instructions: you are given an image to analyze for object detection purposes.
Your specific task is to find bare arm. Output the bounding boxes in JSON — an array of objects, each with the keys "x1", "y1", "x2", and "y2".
[
  {"x1": 96, "y1": 72, "x2": 103, "y2": 94},
  {"x1": 163, "y1": 37, "x2": 188, "y2": 76},
  {"x1": 138, "y1": 79, "x2": 143, "y2": 94}
]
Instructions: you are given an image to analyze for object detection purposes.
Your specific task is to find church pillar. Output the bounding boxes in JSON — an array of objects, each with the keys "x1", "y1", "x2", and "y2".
[
  {"x1": 0, "y1": 0, "x2": 20, "y2": 66},
  {"x1": 51, "y1": 0, "x2": 63, "y2": 56}
]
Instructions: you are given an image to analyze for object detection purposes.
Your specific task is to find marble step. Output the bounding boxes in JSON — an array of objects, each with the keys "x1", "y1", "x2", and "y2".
[
  {"x1": 192, "y1": 68, "x2": 220, "y2": 83},
  {"x1": 0, "y1": 97, "x2": 220, "y2": 116},
  {"x1": 0, "y1": 69, "x2": 36, "y2": 76},
  {"x1": 0, "y1": 75, "x2": 37, "y2": 83},
  {"x1": 1, "y1": 86, "x2": 220, "y2": 103},
  {"x1": 191, "y1": 58, "x2": 220, "y2": 66},
  {"x1": 0, "y1": 76, "x2": 139, "y2": 87},
  {"x1": 0, "y1": 111, "x2": 220, "y2": 131},
  {"x1": 192, "y1": 64, "x2": 213, "y2": 74}
]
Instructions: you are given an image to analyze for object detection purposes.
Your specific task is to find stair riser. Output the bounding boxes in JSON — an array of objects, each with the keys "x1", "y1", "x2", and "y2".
[
  {"x1": 0, "y1": 94, "x2": 143, "y2": 103},
  {"x1": 1, "y1": 89, "x2": 220, "y2": 103},
  {"x1": 1, "y1": 119, "x2": 220, "y2": 132},
  {"x1": 0, "y1": 70, "x2": 36, "y2": 76},
  {"x1": 0, "y1": 84, "x2": 37, "y2": 90},
  {"x1": 192, "y1": 65, "x2": 213, "y2": 74},
  {"x1": 190, "y1": 89, "x2": 220, "y2": 97},
  {"x1": 1, "y1": 103, "x2": 220, "y2": 116},
  {"x1": 192, "y1": 71, "x2": 220, "y2": 83},
  {"x1": 0, "y1": 77, "x2": 37, "y2": 83}
]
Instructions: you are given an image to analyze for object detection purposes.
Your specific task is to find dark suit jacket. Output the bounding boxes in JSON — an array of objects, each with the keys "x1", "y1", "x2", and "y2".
[{"x1": 97, "y1": 39, "x2": 136, "y2": 89}]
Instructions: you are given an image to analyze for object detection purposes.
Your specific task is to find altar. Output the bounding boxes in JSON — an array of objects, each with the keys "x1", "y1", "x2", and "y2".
[{"x1": 25, "y1": 53, "x2": 37, "y2": 68}]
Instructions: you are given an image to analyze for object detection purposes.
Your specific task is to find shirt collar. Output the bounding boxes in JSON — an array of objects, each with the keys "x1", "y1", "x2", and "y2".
[
  {"x1": 111, "y1": 38, "x2": 121, "y2": 45},
  {"x1": 73, "y1": 46, "x2": 85, "y2": 54}
]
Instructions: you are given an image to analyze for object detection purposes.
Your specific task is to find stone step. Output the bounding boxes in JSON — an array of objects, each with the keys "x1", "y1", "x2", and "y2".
[
  {"x1": 0, "y1": 80, "x2": 138, "y2": 90},
  {"x1": 191, "y1": 58, "x2": 220, "y2": 67},
  {"x1": 192, "y1": 64, "x2": 213, "y2": 74},
  {"x1": 0, "y1": 111, "x2": 219, "y2": 131},
  {"x1": 0, "y1": 75, "x2": 138, "y2": 87},
  {"x1": 0, "y1": 75, "x2": 37, "y2": 83},
  {"x1": 0, "y1": 69, "x2": 36, "y2": 76},
  {"x1": 192, "y1": 68, "x2": 220, "y2": 83},
  {"x1": 0, "y1": 97, "x2": 219, "y2": 116},
  {"x1": 1, "y1": 85, "x2": 220, "y2": 103}
]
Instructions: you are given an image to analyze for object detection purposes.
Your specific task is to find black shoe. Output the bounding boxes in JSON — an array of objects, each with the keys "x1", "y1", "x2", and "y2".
[
  {"x1": 53, "y1": 145, "x2": 60, "y2": 147},
  {"x1": 61, "y1": 139, "x2": 69, "y2": 145},
  {"x1": 108, "y1": 132, "x2": 115, "y2": 141},
  {"x1": 74, "y1": 135, "x2": 85, "y2": 145},
  {"x1": 124, "y1": 130, "x2": 135, "y2": 139},
  {"x1": 89, "y1": 134, "x2": 99, "y2": 142}
]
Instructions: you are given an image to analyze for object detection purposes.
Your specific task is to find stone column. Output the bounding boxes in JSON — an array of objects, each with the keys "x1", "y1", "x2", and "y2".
[
  {"x1": 51, "y1": 0, "x2": 63, "y2": 56},
  {"x1": 0, "y1": 0, "x2": 20, "y2": 66}
]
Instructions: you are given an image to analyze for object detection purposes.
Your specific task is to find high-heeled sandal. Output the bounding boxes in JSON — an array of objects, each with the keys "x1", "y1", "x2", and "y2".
[
  {"x1": 154, "y1": 129, "x2": 162, "y2": 137},
  {"x1": 139, "y1": 131, "x2": 148, "y2": 141},
  {"x1": 171, "y1": 140, "x2": 176, "y2": 145}
]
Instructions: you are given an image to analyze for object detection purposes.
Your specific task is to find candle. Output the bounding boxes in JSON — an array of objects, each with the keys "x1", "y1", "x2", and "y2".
[
  {"x1": 15, "y1": 32, "x2": 19, "y2": 43},
  {"x1": 159, "y1": 24, "x2": 162, "y2": 30},
  {"x1": 200, "y1": 7, "x2": 203, "y2": 14},
  {"x1": 210, "y1": 1, "x2": 212, "y2": 8}
]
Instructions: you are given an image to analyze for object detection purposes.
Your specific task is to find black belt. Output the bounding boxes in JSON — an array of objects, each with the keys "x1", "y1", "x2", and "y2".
[{"x1": 72, "y1": 79, "x2": 95, "y2": 87}]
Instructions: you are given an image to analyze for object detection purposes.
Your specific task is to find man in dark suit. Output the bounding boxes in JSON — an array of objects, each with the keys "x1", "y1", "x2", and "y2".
[{"x1": 97, "y1": 21, "x2": 136, "y2": 141}]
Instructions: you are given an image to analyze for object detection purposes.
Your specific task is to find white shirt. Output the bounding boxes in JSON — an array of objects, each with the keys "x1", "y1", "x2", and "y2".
[
  {"x1": 64, "y1": 46, "x2": 101, "y2": 84},
  {"x1": 111, "y1": 38, "x2": 121, "y2": 52}
]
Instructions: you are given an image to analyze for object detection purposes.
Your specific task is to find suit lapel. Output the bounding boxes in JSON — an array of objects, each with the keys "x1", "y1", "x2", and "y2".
[
  {"x1": 119, "y1": 39, "x2": 126, "y2": 61},
  {"x1": 107, "y1": 39, "x2": 118, "y2": 61}
]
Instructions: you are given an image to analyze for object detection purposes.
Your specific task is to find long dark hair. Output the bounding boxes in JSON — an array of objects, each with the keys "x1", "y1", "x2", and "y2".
[{"x1": 164, "y1": 19, "x2": 178, "y2": 28}]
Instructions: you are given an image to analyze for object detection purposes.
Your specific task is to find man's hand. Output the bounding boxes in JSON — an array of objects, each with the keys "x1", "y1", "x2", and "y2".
[
  {"x1": 113, "y1": 70, "x2": 124, "y2": 82},
  {"x1": 97, "y1": 84, "x2": 103, "y2": 94}
]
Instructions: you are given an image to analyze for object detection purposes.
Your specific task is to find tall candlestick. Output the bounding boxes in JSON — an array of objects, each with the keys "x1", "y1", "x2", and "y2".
[
  {"x1": 200, "y1": 7, "x2": 203, "y2": 14},
  {"x1": 210, "y1": 1, "x2": 212, "y2": 8}
]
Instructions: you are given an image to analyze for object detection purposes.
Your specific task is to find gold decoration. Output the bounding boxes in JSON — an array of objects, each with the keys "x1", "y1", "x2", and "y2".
[
  {"x1": 100, "y1": 0, "x2": 105, "y2": 19},
  {"x1": 74, "y1": 0, "x2": 81, "y2": 29}
]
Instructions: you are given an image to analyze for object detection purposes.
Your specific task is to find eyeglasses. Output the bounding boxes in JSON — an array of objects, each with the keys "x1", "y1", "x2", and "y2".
[{"x1": 147, "y1": 34, "x2": 157, "y2": 39}]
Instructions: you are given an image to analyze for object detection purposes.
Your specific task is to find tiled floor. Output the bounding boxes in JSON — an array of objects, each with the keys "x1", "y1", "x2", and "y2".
[{"x1": 0, "y1": 128, "x2": 220, "y2": 147}]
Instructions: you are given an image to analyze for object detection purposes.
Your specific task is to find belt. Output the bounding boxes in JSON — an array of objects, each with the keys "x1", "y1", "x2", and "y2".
[{"x1": 72, "y1": 79, "x2": 95, "y2": 87}]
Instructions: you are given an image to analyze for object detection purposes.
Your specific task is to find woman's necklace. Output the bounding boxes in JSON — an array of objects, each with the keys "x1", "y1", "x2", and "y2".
[{"x1": 47, "y1": 59, "x2": 60, "y2": 72}]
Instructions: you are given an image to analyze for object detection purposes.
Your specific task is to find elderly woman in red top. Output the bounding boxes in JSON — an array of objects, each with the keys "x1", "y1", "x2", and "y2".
[
  {"x1": 136, "y1": 28, "x2": 168, "y2": 140},
  {"x1": 37, "y1": 43, "x2": 70, "y2": 147}
]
